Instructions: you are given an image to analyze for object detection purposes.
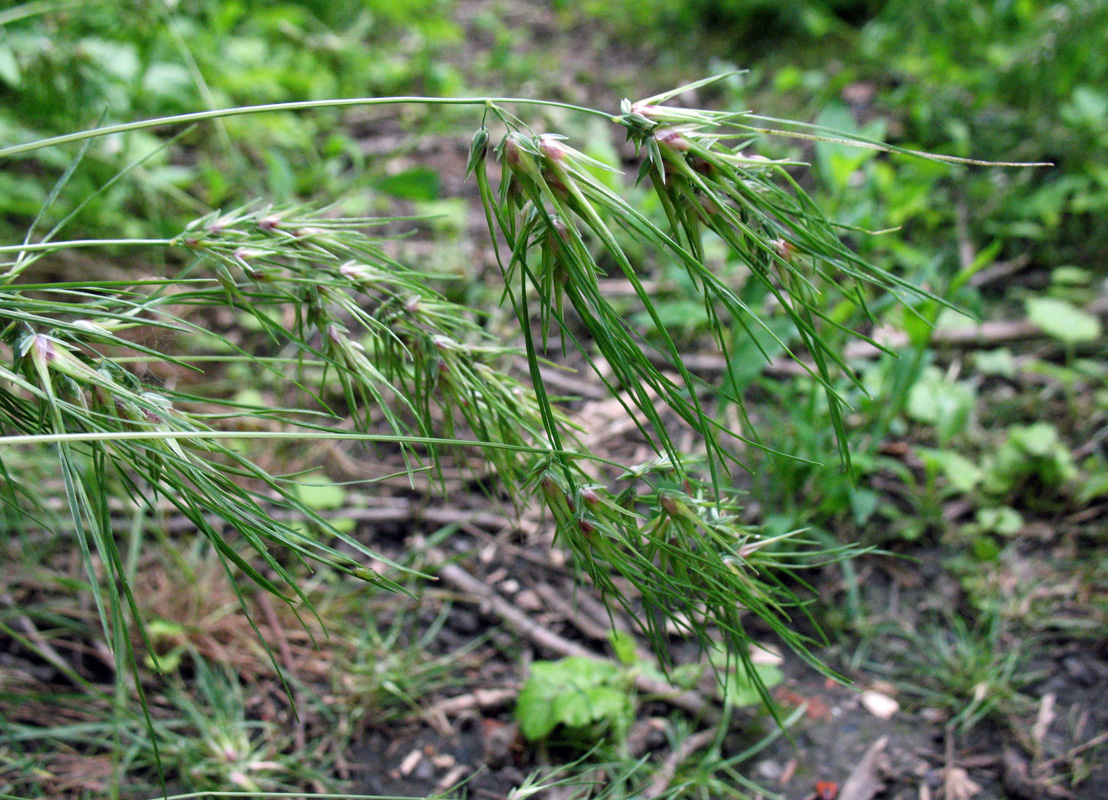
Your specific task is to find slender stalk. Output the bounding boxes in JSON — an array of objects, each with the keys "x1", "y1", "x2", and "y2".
[
  {"x1": 0, "y1": 429, "x2": 619, "y2": 466},
  {"x1": 0, "y1": 97, "x2": 617, "y2": 160},
  {"x1": 0, "y1": 238, "x2": 172, "y2": 254}
]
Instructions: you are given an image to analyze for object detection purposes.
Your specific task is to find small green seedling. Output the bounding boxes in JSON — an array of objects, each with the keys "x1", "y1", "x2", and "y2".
[
  {"x1": 516, "y1": 641, "x2": 785, "y2": 751},
  {"x1": 516, "y1": 656, "x2": 635, "y2": 745},
  {"x1": 906, "y1": 366, "x2": 977, "y2": 445},
  {"x1": 983, "y1": 422, "x2": 1077, "y2": 498}
]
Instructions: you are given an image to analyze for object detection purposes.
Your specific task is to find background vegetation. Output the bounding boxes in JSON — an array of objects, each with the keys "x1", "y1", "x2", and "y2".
[{"x1": 1, "y1": 0, "x2": 1105, "y2": 798}]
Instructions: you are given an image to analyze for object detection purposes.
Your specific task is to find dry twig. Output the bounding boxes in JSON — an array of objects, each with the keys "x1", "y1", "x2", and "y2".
[
  {"x1": 427, "y1": 550, "x2": 717, "y2": 721},
  {"x1": 642, "y1": 727, "x2": 719, "y2": 799}
]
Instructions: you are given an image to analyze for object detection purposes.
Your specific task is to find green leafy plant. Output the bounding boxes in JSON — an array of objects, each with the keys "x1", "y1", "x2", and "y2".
[
  {"x1": 906, "y1": 366, "x2": 977, "y2": 446},
  {"x1": 983, "y1": 422, "x2": 1078, "y2": 499},
  {"x1": 857, "y1": 0, "x2": 1108, "y2": 264},
  {"x1": 1026, "y1": 296, "x2": 1103, "y2": 347},
  {"x1": 515, "y1": 647, "x2": 783, "y2": 749},
  {"x1": 516, "y1": 656, "x2": 636, "y2": 745},
  {"x1": 889, "y1": 612, "x2": 1036, "y2": 733},
  {"x1": 0, "y1": 1, "x2": 461, "y2": 240}
]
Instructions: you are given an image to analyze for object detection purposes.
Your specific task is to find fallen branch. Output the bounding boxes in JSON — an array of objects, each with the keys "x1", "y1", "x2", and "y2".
[
  {"x1": 424, "y1": 687, "x2": 519, "y2": 717},
  {"x1": 427, "y1": 550, "x2": 717, "y2": 721},
  {"x1": 642, "y1": 726, "x2": 719, "y2": 799},
  {"x1": 838, "y1": 736, "x2": 887, "y2": 800}
]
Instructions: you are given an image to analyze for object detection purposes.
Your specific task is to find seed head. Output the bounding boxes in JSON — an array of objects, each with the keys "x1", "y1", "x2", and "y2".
[
  {"x1": 654, "y1": 128, "x2": 693, "y2": 152},
  {"x1": 695, "y1": 192, "x2": 720, "y2": 220},
  {"x1": 540, "y1": 474, "x2": 564, "y2": 504},
  {"x1": 580, "y1": 486, "x2": 602, "y2": 507},
  {"x1": 340, "y1": 261, "x2": 367, "y2": 281},
  {"x1": 688, "y1": 154, "x2": 713, "y2": 175},
  {"x1": 630, "y1": 102, "x2": 661, "y2": 119},
  {"x1": 26, "y1": 333, "x2": 57, "y2": 364},
  {"x1": 537, "y1": 135, "x2": 568, "y2": 162},
  {"x1": 501, "y1": 133, "x2": 543, "y2": 183},
  {"x1": 232, "y1": 247, "x2": 264, "y2": 263},
  {"x1": 660, "y1": 493, "x2": 690, "y2": 518},
  {"x1": 466, "y1": 128, "x2": 489, "y2": 177},
  {"x1": 502, "y1": 134, "x2": 524, "y2": 168}
]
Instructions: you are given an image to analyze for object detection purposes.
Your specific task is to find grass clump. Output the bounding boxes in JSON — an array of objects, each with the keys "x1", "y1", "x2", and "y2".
[{"x1": 0, "y1": 27, "x2": 1059, "y2": 789}]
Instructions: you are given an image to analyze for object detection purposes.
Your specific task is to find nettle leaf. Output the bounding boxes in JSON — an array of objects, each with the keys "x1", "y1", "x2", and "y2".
[
  {"x1": 975, "y1": 506, "x2": 1024, "y2": 536},
  {"x1": 974, "y1": 348, "x2": 1017, "y2": 378},
  {"x1": 985, "y1": 423, "x2": 1078, "y2": 494},
  {"x1": 516, "y1": 686, "x2": 559, "y2": 741},
  {"x1": 555, "y1": 684, "x2": 628, "y2": 729},
  {"x1": 814, "y1": 101, "x2": 885, "y2": 192},
  {"x1": 608, "y1": 629, "x2": 638, "y2": 666},
  {"x1": 1010, "y1": 422, "x2": 1062, "y2": 458},
  {"x1": 516, "y1": 657, "x2": 631, "y2": 741},
  {"x1": 1026, "y1": 296, "x2": 1102, "y2": 344},
  {"x1": 0, "y1": 46, "x2": 21, "y2": 88}
]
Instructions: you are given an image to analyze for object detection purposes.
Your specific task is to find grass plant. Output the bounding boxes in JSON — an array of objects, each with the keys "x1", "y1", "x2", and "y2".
[
  {"x1": 871, "y1": 611, "x2": 1038, "y2": 735},
  {"x1": 0, "y1": 59, "x2": 1054, "y2": 795}
]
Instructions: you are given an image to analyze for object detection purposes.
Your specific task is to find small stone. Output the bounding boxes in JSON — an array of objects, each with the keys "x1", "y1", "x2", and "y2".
[
  {"x1": 514, "y1": 589, "x2": 543, "y2": 611},
  {"x1": 750, "y1": 642, "x2": 784, "y2": 666},
  {"x1": 862, "y1": 689, "x2": 900, "y2": 719},
  {"x1": 755, "y1": 759, "x2": 783, "y2": 780},
  {"x1": 430, "y1": 752, "x2": 455, "y2": 769}
]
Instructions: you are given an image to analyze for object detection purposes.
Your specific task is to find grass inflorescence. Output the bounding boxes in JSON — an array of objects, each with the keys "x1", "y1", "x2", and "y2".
[{"x1": 0, "y1": 65, "x2": 1054, "y2": 796}]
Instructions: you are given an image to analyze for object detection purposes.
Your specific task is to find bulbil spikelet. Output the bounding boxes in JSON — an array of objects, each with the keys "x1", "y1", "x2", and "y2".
[
  {"x1": 547, "y1": 215, "x2": 571, "y2": 249},
  {"x1": 465, "y1": 127, "x2": 489, "y2": 178},
  {"x1": 537, "y1": 136, "x2": 573, "y2": 197},
  {"x1": 694, "y1": 191, "x2": 720, "y2": 222},
  {"x1": 540, "y1": 472, "x2": 577, "y2": 525},
  {"x1": 688, "y1": 154, "x2": 713, "y2": 176},
  {"x1": 500, "y1": 133, "x2": 542, "y2": 180},
  {"x1": 257, "y1": 214, "x2": 282, "y2": 231},
  {"x1": 654, "y1": 128, "x2": 693, "y2": 152},
  {"x1": 339, "y1": 261, "x2": 371, "y2": 287},
  {"x1": 537, "y1": 135, "x2": 568, "y2": 162},
  {"x1": 540, "y1": 473, "x2": 563, "y2": 504},
  {"x1": 24, "y1": 333, "x2": 101, "y2": 386}
]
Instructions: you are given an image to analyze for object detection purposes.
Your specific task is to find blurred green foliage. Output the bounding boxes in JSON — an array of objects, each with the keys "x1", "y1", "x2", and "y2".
[
  {"x1": 581, "y1": 0, "x2": 887, "y2": 47},
  {"x1": 574, "y1": 0, "x2": 1107, "y2": 556},
  {"x1": 858, "y1": 0, "x2": 1108, "y2": 265},
  {"x1": 586, "y1": 0, "x2": 1108, "y2": 266},
  {"x1": 0, "y1": 0, "x2": 461, "y2": 239}
]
